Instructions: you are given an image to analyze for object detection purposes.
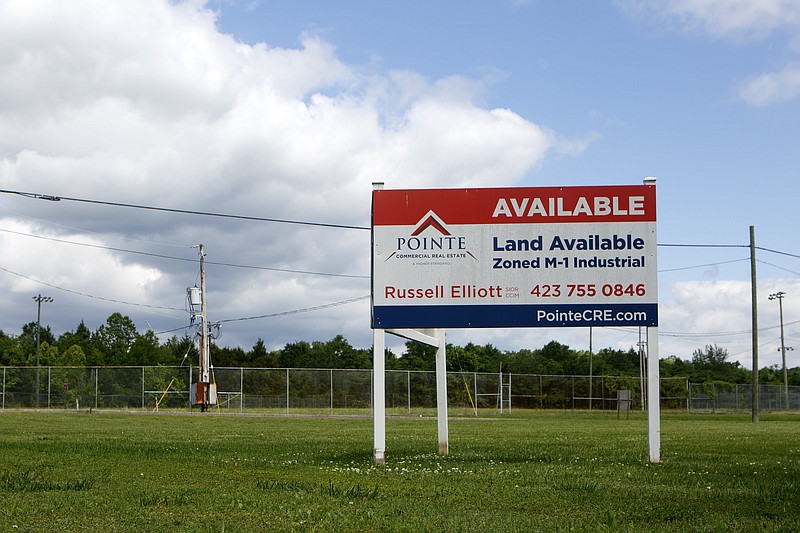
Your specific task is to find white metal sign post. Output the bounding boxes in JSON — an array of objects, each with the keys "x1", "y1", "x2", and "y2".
[{"x1": 371, "y1": 180, "x2": 660, "y2": 464}]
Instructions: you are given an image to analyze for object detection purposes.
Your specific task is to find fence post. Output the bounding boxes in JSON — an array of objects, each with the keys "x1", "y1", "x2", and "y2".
[
  {"x1": 601, "y1": 376, "x2": 605, "y2": 409},
  {"x1": 539, "y1": 375, "x2": 543, "y2": 410},
  {"x1": 735, "y1": 383, "x2": 739, "y2": 412},
  {"x1": 474, "y1": 372, "x2": 478, "y2": 412},
  {"x1": 687, "y1": 380, "x2": 692, "y2": 412},
  {"x1": 407, "y1": 370, "x2": 411, "y2": 415},
  {"x1": 48, "y1": 367, "x2": 52, "y2": 408},
  {"x1": 188, "y1": 366, "x2": 192, "y2": 410},
  {"x1": 285, "y1": 368, "x2": 290, "y2": 414},
  {"x1": 240, "y1": 367, "x2": 244, "y2": 413},
  {"x1": 510, "y1": 373, "x2": 513, "y2": 413},
  {"x1": 571, "y1": 375, "x2": 576, "y2": 410}
]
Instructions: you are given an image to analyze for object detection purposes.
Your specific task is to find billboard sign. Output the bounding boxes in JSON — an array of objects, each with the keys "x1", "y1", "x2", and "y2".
[{"x1": 371, "y1": 185, "x2": 657, "y2": 329}]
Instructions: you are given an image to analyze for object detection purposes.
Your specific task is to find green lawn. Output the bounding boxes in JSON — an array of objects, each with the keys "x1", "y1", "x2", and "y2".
[{"x1": 1, "y1": 410, "x2": 798, "y2": 531}]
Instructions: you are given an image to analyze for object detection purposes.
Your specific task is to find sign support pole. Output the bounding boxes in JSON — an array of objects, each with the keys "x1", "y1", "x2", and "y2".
[
  {"x1": 373, "y1": 328, "x2": 386, "y2": 465},
  {"x1": 646, "y1": 325, "x2": 660, "y2": 463},
  {"x1": 434, "y1": 329, "x2": 448, "y2": 455}
]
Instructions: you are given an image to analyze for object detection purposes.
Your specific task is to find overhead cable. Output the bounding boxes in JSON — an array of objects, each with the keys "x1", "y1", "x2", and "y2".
[
  {"x1": 658, "y1": 258, "x2": 749, "y2": 273},
  {"x1": 0, "y1": 188, "x2": 370, "y2": 231},
  {"x1": 756, "y1": 260, "x2": 800, "y2": 277},
  {"x1": 0, "y1": 265, "x2": 184, "y2": 313},
  {"x1": 218, "y1": 295, "x2": 370, "y2": 324},
  {"x1": 0, "y1": 227, "x2": 369, "y2": 279}
]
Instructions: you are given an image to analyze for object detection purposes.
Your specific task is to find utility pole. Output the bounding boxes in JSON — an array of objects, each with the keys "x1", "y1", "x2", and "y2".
[
  {"x1": 750, "y1": 226, "x2": 759, "y2": 423},
  {"x1": 32, "y1": 294, "x2": 53, "y2": 408},
  {"x1": 769, "y1": 291, "x2": 789, "y2": 410},
  {"x1": 191, "y1": 244, "x2": 213, "y2": 412}
]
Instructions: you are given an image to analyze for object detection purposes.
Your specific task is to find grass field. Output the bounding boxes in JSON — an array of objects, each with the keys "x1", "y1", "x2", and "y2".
[{"x1": 1, "y1": 410, "x2": 798, "y2": 532}]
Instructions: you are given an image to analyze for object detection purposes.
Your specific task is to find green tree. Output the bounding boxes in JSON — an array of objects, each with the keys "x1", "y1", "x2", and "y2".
[
  {"x1": 384, "y1": 347, "x2": 402, "y2": 370},
  {"x1": 278, "y1": 341, "x2": 312, "y2": 368},
  {"x1": 540, "y1": 341, "x2": 578, "y2": 375},
  {"x1": 759, "y1": 365, "x2": 783, "y2": 386},
  {"x1": 599, "y1": 347, "x2": 641, "y2": 376},
  {"x1": 57, "y1": 321, "x2": 93, "y2": 355},
  {"x1": 788, "y1": 367, "x2": 800, "y2": 386},
  {"x1": 93, "y1": 313, "x2": 138, "y2": 365},
  {"x1": 396, "y1": 341, "x2": 436, "y2": 371},
  {"x1": 249, "y1": 338, "x2": 277, "y2": 367},
  {"x1": 128, "y1": 330, "x2": 172, "y2": 366},
  {"x1": 16, "y1": 322, "x2": 53, "y2": 364},
  {"x1": 0, "y1": 330, "x2": 23, "y2": 366},
  {"x1": 211, "y1": 344, "x2": 246, "y2": 367},
  {"x1": 660, "y1": 354, "x2": 693, "y2": 378},
  {"x1": 324, "y1": 335, "x2": 368, "y2": 369},
  {"x1": 691, "y1": 344, "x2": 749, "y2": 383},
  {"x1": 55, "y1": 345, "x2": 87, "y2": 366},
  {"x1": 163, "y1": 334, "x2": 198, "y2": 366},
  {"x1": 22, "y1": 321, "x2": 55, "y2": 346},
  {"x1": 29, "y1": 341, "x2": 59, "y2": 366}
]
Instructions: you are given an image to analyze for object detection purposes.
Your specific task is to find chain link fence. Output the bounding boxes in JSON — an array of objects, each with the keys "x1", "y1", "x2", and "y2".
[{"x1": 1, "y1": 366, "x2": 797, "y2": 414}]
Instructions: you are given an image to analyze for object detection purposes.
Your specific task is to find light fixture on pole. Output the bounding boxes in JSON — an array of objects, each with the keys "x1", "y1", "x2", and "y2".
[
  {"x1": 32, "y1": 294, "x2": 54, "y2": 408},
  {"x1": 768, "y1": 291, "x2": 789, "y2": 410}
]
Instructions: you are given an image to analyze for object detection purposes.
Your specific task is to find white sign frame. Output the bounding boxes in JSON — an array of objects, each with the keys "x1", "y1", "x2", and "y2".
[
  {"x1": 372, "y1": 184, "x2": 657, "y2": 329},
  {"x1": 371, "y1": 181, "x2": 660, "y2": 465}
]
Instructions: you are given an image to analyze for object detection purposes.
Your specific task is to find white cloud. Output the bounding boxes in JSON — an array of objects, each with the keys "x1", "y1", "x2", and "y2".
[
  {"x1": 0, "y1": 219, "x2": 167, "y2": 308},
  {"x1": 659, "y1": 278, "x2": 800, "y2": 368},
  {"x1": 0, "y1": 0, "x2": 563, "y2": 349},
  {"x1": 618, "y1": 0, "x2": 800, "y2": 41},
  {"x1": 735, "y1": 63, "x2": 800, "y2": 106},
  {"x1": 617, "y1": 0, "x2": 800, "y2": 105}
]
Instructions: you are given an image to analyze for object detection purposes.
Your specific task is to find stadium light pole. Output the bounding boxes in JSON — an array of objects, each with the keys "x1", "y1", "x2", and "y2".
[
  {"x1": 32, "y1": 294, "x2": 53, "y2": 408},
  {"x1": 768, "y1": 291, "x2": 789, "y2": 410}
]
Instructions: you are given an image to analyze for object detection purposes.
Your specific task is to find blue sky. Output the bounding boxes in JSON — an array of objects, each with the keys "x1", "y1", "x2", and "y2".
[
  {"x1": 217, "y1": 0, "x2": 800, "y2": 248},
  {"x1": 1, "y1": 0, "x2": 799, "y2": 369}
]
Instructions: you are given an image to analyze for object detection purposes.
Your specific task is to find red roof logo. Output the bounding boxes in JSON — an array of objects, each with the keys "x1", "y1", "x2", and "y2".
[{"x1": 411, "y1": 211, "x2": 450, "y2": 236}]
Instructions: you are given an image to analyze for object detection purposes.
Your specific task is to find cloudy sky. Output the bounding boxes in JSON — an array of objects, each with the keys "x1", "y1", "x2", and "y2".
[{"x1": 1, "y1": 0, "x2": 799, "y2": 370}]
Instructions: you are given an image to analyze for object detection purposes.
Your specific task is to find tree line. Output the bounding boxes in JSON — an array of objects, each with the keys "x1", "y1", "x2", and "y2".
[{"x1": 1, "y1": 312, "x2": 797, "y2": 386}]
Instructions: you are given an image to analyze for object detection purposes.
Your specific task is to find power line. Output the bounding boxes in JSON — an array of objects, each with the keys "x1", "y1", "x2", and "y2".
[
  {"x1": 757, "y1": 246, "x2": 800, "y2": 259},
  {"x1": 218, "y1": 295, "x2": 370, "y2": 324},
  {"x1": 658, "y1": 242, "x2": 800, "y2": 260},
  {"x1": 0, "y1": 261, "x2": 368, "y2": 333},
  {"x1": 0, "y1": 227, "x2": 369, "y2": 279},
  {"x1": 4, "y1": 225, "x2": 796, "y2": 282},
  {"x1": 152, "y1": 295, "x2": 370, "y2": 335},
  {"x1": 0, "y1": 265, "x2": 184, "y2": 313},
  {"x1": 658, "y1": 243, "x2": 749, "y2": 248},
  {"x1": 5, "y1": 187, "x2": 800, "y2": 345},
  {"x1": 9, "y1": 226, "x2": 791, "y2": 280},
  {"x1": 611, "y1": 319, "x2": 800, "y2": 340},
  {"x1": 1, "y1": 226, "x2": 194, "y2": 261},
  {"x1": 4, "y1": 207, "x2": 188, "y2": 249},
  {"x1": 154, "y1": 325, "x2": 194, "y2": 336},
  {"x1": 658, "y1": 258, "x2": 749, "y2": 273},
  {"x1": 756, "y1": 260, "x2": 800, "y2": 277},
  {"x1": 0, "y1": 188, "x2": 370, "y2": 231},
  {"x1": 6, "y1": 188, "x2": 800, "y2": 259}
]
